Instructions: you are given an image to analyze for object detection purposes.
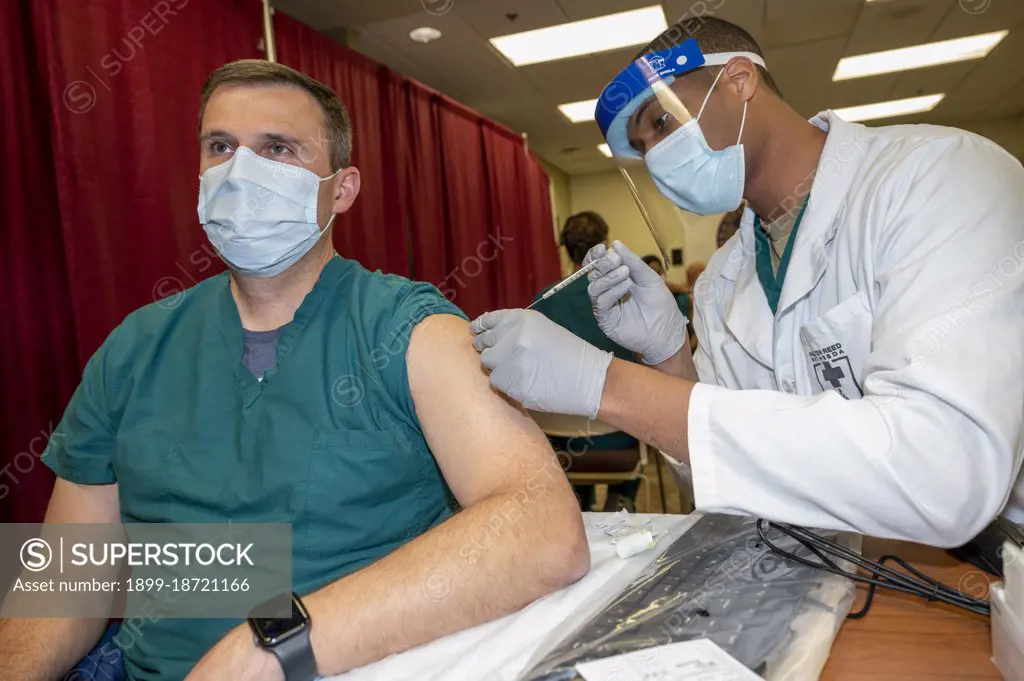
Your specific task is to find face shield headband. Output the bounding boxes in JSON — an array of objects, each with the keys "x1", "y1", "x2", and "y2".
[{"x1": 596, "y1": 38, "x2": 768, "y2": 160}]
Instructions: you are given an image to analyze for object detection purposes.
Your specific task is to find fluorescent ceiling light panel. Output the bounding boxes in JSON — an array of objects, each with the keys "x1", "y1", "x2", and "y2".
[
  {"x1": 833, "y1": 94, "x2": 944, "y2": 122},
  {"x1": 598, "y1": 143, "x2": 612, "y2": 158},
  {"x1": 559, "y1": 99, "x2": 598, "y2": 123},
  {"x1": 833, "y1": 31, "x2": 1008, "y2": 81},
  {"x1": 490, "y1": 6, "x2": 667, "y2": 67}
]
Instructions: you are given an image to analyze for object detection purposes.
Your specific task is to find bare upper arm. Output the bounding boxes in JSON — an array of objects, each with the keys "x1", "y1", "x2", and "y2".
[
  {"x1": 44, "y1": 479, "x2": 120, "y2": 524},
  {"x1": 406, "y1": 314, "x2": 563, "y2": 508}
]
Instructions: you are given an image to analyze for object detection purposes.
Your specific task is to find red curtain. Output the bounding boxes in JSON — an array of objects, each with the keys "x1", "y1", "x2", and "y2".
[
  {"x1": 482, "y1": 127, "x2": 558, "y2": 308},
  {"x1": 0, "y1": 0, "x2": 81, "y2": 522},
  {"x1": 400, "y1": 81, "x2": 450, "y2": 286},
  {"x1": 34, "y1": 0, "x2": 264, "y2": 366},
  {"x1": 0, "y1": 0, "x2": 262, "y2": 522},
  {"x1": 435, "y1": 101, "x2": 499, "y2": 316}
]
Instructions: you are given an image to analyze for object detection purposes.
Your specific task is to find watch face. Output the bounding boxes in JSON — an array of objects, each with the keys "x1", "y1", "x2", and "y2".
[{"x1": 251, "y1": 597, "x2": 308, "y2": 646}]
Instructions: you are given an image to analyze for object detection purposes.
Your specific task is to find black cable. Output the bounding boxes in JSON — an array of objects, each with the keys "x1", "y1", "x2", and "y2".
[
  {"x1": 770, "y1": 523, "x2": 981, "y2": 608},
  {"x1": 755, "y1": 519, "x2": 990, "y2": 619},
  {"x1": 764, "y1": 521, "x2": 990, "y2": 616},
  {"x1": 769, "y1": 523, "x2": 986, "y2": 613}
]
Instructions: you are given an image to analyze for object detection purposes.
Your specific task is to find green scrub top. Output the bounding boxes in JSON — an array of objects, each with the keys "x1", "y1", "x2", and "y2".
[
  {"x1": 672, "y1": 292, "x2": 691, "y2": 318},
  {"x1": 42, "y1": 256, "x2": 465, "y2": 681},
  {"x1": 532, "y1": 276, "x2": 638, "y2": 450},
  {"x1": 754, "y1": 198, "x2": 809, "y2": 315}
]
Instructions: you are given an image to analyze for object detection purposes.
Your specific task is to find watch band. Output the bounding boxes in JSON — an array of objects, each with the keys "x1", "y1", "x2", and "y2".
[{"x1": 268, "y1": 625, "x2": 318, "y2": 681}]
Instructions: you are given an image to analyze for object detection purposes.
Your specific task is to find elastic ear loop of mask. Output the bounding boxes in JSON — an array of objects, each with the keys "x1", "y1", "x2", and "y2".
[{"x1": 695, "y1": 64, "x2": 748, "y2": 147}]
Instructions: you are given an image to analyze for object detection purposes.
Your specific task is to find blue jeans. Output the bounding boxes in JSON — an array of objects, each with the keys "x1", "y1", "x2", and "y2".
[{"x1": 69, "y1": 623, "x2": 125, "y2": 681}]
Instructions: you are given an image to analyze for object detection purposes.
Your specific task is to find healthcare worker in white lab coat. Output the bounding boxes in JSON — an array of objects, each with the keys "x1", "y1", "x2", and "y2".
[{"x1": 470, "y1": 17, "x2": 1024, "y2": 547}]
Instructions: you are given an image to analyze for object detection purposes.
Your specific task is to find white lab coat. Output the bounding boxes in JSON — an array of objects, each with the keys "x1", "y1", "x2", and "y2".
[{"x1": 681, "y1": 111, "x2": 1024, "y2": 547}]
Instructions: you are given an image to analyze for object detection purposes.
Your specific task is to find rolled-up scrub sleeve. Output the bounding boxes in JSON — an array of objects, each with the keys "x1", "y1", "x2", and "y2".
[{"x1": 42, "y1": 326, "x2": 124, "y2": 484}]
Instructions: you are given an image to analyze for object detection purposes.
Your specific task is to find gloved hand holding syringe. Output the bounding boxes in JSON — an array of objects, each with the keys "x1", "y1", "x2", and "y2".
[
  {"x1": 525, "y1": 247, "x2": 613, "y2": 309},
  {"x1": 469, "y1": 240, "x2": 689, "y2": 419}
]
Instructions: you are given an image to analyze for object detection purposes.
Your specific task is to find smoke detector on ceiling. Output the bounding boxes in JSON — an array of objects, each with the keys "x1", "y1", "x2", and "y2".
[{"x1": 409, "y1": 27, "x2": 442, "y2": 43}]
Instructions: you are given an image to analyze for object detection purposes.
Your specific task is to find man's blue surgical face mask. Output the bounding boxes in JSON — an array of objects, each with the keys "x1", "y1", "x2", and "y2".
[
  {"x1": 197, "y1": 147, "x2": 341, "y2": 278},
  {"x1": 643, "y1": 68, "x2": 747, "y2": 216}
]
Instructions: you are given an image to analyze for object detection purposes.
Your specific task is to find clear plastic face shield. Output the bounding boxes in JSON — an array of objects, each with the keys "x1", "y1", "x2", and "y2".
[{"x1": 596, "y1": 38, "x2": 766, "y2": 262}]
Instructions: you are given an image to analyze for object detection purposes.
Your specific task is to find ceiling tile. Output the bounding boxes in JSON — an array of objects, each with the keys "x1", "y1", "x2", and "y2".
[
  {"x1": 351, "y1": 29, "x2": 449, "y2": 89},
  {"x1": 887, "y1": 61, "x2": 977, "y2": 100},
  {"x1": 522, "y1": 48, "x2": 636, "y2": 104},
  {"x1": 930, "y1": 0, "x2": 1024, "y2": 40},
  {"x1": 457, "y1": 0, "x2": 569, "y2": 38},
  {"x1": 763, "y1": 36, "x2": 848, "y2": 117},
  {"x1": 763, "y1": 0, "x2": 862, "y2": 48},
  {"x1": 846, "y1": 0, "x2": 952, "y2": 55},
  {"x1": 922, "y1": 27, "x2": 1024, "y2": 120},
  {"x1": 660, "y1": 0, "x2": 766, "y2": 44},
  {"x1": 827, "y1": 73, "x2": 903, "y2": 110},
  {"x1": 363, "y1": 13, "x2": 513, "y2": 84},
  {"x1": 981, "y1": 80, "x2": 1024, "y2": 119},
  {"x1": 275, "y1": 0, "x2": 462, "y2": 30},
  {"x1": 555, "y1": 0, "x2": 658, "y2": 21}
]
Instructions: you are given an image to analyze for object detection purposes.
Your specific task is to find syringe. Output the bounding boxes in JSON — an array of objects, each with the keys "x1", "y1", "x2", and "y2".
[{"x1": 526, "y1": 250, "x2": 611, "y2": 309}]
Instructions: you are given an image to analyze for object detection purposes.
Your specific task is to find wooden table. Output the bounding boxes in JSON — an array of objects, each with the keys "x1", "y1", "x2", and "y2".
[{"x1": 821, "y1": 539, "x2": 1001, "y2": 680}]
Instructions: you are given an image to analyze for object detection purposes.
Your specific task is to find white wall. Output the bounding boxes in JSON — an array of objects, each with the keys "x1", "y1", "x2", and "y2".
[{"x1": 569, "y1": 170, "x2": 722, "y2": 287}]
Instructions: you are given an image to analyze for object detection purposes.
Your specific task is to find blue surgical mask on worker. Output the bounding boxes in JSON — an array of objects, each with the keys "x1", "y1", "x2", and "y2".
[
  {"x1": 197, "y1": 146, "x2": 341, "y2": 277},
  {"x1": 643, "y1": 67, "x2": 747, "y2": 216}
]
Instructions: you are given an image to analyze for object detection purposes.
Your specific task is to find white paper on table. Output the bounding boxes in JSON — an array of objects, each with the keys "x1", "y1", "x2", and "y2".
[{"x1": 575, "y1": 639, "x2": 761, "y2": 681}]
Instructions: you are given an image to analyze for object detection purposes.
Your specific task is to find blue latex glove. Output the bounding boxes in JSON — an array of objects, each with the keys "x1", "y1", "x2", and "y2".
[
  {"x1": 469, "y1": 309, "x2": 613, "y2": 418},
  {"x1": 584, "y1": 240, "x2": 688, "y2": 366}
]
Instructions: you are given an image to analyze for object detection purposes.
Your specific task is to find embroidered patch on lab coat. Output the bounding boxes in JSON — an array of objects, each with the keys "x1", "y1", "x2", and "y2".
[
  {"x1": 808, "y1": 344, "x2": 862, "y2": 399},
  {"x1": 799, "y1": 291, "x2": 872, "y2": 400}
]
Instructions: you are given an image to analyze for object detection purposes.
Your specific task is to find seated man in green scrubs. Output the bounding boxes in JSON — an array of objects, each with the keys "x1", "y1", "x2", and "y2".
[
  {"x1": 533, "y1": 212, "x2": 642, "y2": 512},
  {"x1": 0, "y1": 60, "x2": 589, "y2": 681}
]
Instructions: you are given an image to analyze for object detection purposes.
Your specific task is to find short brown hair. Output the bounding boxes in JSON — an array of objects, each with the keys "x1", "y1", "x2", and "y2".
[
  {"x1": 198, "y1": 60, "x2": 352, "y2": 170},
  {"x1": 560, "y1": 211, "x2": 609, "y2": 265}
]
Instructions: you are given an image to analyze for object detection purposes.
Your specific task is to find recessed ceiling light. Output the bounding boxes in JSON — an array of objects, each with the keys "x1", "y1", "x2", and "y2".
[
  {"x1": 490, "y1": 6, "x2": 668, "y2": 67},
  {"x1": 409, "y1": 27, "x2": 442, "y2": 44},
  {"x1": 598, "y1": 143, "x2": 612, "y2": 158},
  {"x1": 833, "y1": 94, "x2": 944, "y2": 122},
  {"x1": 558, "y1": 99, "x2": 599, "y2": 123},
  {"x1": 833, "y1": 31, "x2": 1007, "y2": 81}
]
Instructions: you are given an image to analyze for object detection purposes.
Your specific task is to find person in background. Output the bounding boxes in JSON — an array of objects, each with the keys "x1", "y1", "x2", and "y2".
[
  {"x1": 686, "y1": 262, "x2": 706, "y2": 285},
  {"x1": 533, "y1": 212, "x2": 642, "y2": 512},
  {"x1": 716, "y1": 205, "x2": 744, "y2": 249},
  {"x1": 0, "y1": 60, "x2": 588, "y2": 681}
]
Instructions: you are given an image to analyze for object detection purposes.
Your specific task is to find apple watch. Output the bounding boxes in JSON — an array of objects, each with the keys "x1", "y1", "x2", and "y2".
[{"x1": 248, "y1": 592, "x2": 319, "y2": 681}]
